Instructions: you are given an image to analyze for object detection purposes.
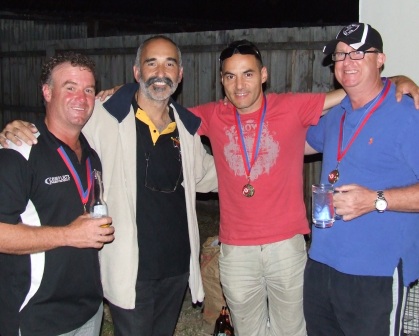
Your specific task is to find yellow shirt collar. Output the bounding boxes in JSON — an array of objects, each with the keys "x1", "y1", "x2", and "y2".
[{"x1": 135, "y1": 108, "x2": 177, "y2": 144}]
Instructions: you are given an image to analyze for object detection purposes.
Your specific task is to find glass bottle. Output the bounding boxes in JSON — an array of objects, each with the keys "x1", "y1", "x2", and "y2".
[
  {"x1": 213, "y1": 306, "x2": 226, "y2": 336},
  {"x1": 89, "y1": 169, "x2": 108, "y2": 218},
  {"x1": 224, "y1": 307, "x2": 234, "y2": 336}
]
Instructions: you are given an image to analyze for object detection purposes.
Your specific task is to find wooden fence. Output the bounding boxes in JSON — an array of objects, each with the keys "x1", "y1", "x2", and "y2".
[
  {"x1": 0, "y1": 26, "x2": 341, "y2": 219},
  {"x1": 0, "y1": 17, "x2": 88, "y2": 44}
]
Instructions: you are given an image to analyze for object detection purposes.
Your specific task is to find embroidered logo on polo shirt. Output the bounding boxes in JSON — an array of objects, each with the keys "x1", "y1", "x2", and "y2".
[{"x1": 45, "y1": 175, "x2": 71, "y2": 185}]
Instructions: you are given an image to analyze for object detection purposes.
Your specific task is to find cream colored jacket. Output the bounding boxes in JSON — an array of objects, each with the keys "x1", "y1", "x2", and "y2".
[{"x1": 83, "y1": 84, "x2": 218, "y2": 309}]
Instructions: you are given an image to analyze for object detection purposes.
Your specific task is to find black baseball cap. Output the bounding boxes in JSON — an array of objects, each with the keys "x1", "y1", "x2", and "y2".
[{"x1": 323, "y1": 23, "x2": 383, "y2": 55}]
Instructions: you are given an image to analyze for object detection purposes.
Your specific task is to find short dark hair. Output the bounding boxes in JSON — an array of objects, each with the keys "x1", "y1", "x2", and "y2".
[
  {"x1": 219, "y1": 40, "x2": 263, "y2": 70},
  {"x1": 40, "y1": 51, "x2": 96, "y2": 87}
]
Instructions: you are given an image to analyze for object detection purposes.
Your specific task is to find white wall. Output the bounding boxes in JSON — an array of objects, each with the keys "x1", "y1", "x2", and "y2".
[{"x1": 360, "y1": 0, "x2": 419, "y2": 83}]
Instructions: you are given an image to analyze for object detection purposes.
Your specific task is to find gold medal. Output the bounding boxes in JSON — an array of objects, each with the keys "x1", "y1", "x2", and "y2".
[
  {"x1": 328, "y1": 169, "x2": 339, "y2": 184},
  {"x1": 242, "y1": 184, "x2": 255, "y2": 197}
]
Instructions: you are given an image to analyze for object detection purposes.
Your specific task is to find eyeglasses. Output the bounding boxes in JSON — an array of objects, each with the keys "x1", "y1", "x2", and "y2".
[
  {"x1": 144, "y1": 140, "x2": 182, "y2": 193},
  {"x1": 219, "y1": 44, "x2": 262, "y2": 63},
  {"x1": 331, "y1": 50, "x2": 380, "y2": 62}
]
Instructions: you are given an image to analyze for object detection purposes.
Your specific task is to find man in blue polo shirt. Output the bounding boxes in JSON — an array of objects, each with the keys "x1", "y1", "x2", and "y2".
[
  {"x1": 304, "y1": 23, "x2": 419, "y2": 336},
  {"x1": 0, "y1": 52, "x2": 114, "y2": 336}
]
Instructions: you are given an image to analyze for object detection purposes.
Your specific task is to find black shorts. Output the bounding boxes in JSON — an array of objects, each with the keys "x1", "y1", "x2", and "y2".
[{"x1": 303, "y1": 258, "x2": 407, "y2": 336}]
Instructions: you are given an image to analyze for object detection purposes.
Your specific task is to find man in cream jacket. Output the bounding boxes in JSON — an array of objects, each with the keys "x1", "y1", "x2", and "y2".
[{"x1": 83, "y1": 35, "x2": 217, "y2": 335}]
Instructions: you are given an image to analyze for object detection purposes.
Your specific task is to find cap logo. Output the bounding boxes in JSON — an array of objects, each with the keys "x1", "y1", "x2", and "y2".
[
  {"x1": 324, "y1": 22, "x2": 382, "y2": 56},
  {"x1": 342, "y1": 23, "x2": 361, "y2": 36}
]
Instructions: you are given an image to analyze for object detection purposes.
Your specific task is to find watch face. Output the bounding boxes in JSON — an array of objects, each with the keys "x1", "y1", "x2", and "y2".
[{"x1": 376, "y1": 199, "x2": 387, "y2": 211}]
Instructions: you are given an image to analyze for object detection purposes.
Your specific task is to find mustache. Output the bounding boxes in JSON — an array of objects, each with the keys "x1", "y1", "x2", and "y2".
[{"x1": 145, "y1": 76, "x2": 174, "y2": 88}]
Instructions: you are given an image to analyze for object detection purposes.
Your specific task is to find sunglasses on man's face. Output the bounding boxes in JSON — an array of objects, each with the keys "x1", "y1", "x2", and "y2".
[{"x1": 219, "y1": 44, "x2": 262, "y2": 63}]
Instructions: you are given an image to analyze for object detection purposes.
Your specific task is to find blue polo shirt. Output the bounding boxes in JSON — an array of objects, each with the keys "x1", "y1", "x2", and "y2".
[{"x1": 306, "y1": 81, "x2": 419, "y2": 286}]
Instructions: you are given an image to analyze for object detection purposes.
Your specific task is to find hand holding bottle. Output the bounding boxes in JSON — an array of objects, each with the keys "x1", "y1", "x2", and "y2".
[{"x1": 64, "y1": 213, "x2": 114, "y2": 249}]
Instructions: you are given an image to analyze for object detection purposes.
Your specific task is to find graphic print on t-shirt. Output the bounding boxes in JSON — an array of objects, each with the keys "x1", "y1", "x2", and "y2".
[{"x1": 224, "y1": 118, "x2": 279, "y2": 180}]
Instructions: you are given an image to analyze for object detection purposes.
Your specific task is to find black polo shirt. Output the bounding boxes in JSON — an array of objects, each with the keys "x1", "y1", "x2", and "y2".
[
  {"x1": 0, "y1": 120, "x2": 103, "y2": 336},
  {"x1": 134, "y1": 99, "x2": 190, "y2": 281}
]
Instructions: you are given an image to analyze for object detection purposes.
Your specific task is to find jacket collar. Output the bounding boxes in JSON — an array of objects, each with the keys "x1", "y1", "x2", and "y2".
[{"x1": 103, "y1": 83, "x2": 201, "y2": 135}]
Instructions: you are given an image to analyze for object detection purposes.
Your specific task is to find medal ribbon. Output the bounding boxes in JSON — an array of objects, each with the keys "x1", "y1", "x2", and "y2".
[
  {"x1": 336, "y1": 79, "x2": 391, "y2": 163},
  {"x1": 57, "y1": 146, "x2": 92, "y2": 207},
  {"x1": 235, "y1": 94, "x2": 267, "y2": 178}
]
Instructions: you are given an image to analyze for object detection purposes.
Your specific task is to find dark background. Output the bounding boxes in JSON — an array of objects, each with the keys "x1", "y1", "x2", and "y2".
[{"x1": 2, "y1": 0, "x2": 359, "y2": 36}]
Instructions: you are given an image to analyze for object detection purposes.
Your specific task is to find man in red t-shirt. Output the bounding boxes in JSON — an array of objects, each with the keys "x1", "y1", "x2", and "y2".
[{"x1": 189, "y1": 40, "x2": 334, "y2": 335}]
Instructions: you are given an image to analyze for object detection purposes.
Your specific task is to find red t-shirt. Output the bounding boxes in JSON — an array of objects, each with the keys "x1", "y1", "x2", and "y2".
[{"x1": 191, "y1": 92, "x2": 325, "y2": 245}]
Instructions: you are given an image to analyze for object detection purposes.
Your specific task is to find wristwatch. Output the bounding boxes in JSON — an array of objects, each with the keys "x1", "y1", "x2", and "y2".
[{"x1": 375, "y1": 190, "x2": 388, "y2": 213}]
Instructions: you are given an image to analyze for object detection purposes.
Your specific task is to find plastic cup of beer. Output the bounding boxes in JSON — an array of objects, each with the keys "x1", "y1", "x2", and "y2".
[{"x1": 312, "y1": 183, "x2": 336, "y2": 229}]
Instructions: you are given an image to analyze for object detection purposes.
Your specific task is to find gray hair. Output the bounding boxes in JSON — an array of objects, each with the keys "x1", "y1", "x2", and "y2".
[{"x1": 134, "y1": 35, "x2": 182, "y2": 69}]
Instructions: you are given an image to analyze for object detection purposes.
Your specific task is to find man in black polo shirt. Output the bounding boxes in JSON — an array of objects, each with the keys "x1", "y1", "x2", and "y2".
[{"x1": 0, "y1": 52, "x2": 114, "y2": 336}]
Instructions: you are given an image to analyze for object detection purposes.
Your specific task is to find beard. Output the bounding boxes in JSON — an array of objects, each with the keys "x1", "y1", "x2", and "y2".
[{"x1": 139, "y1": 76, "x2": 178, "y2": 101}]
